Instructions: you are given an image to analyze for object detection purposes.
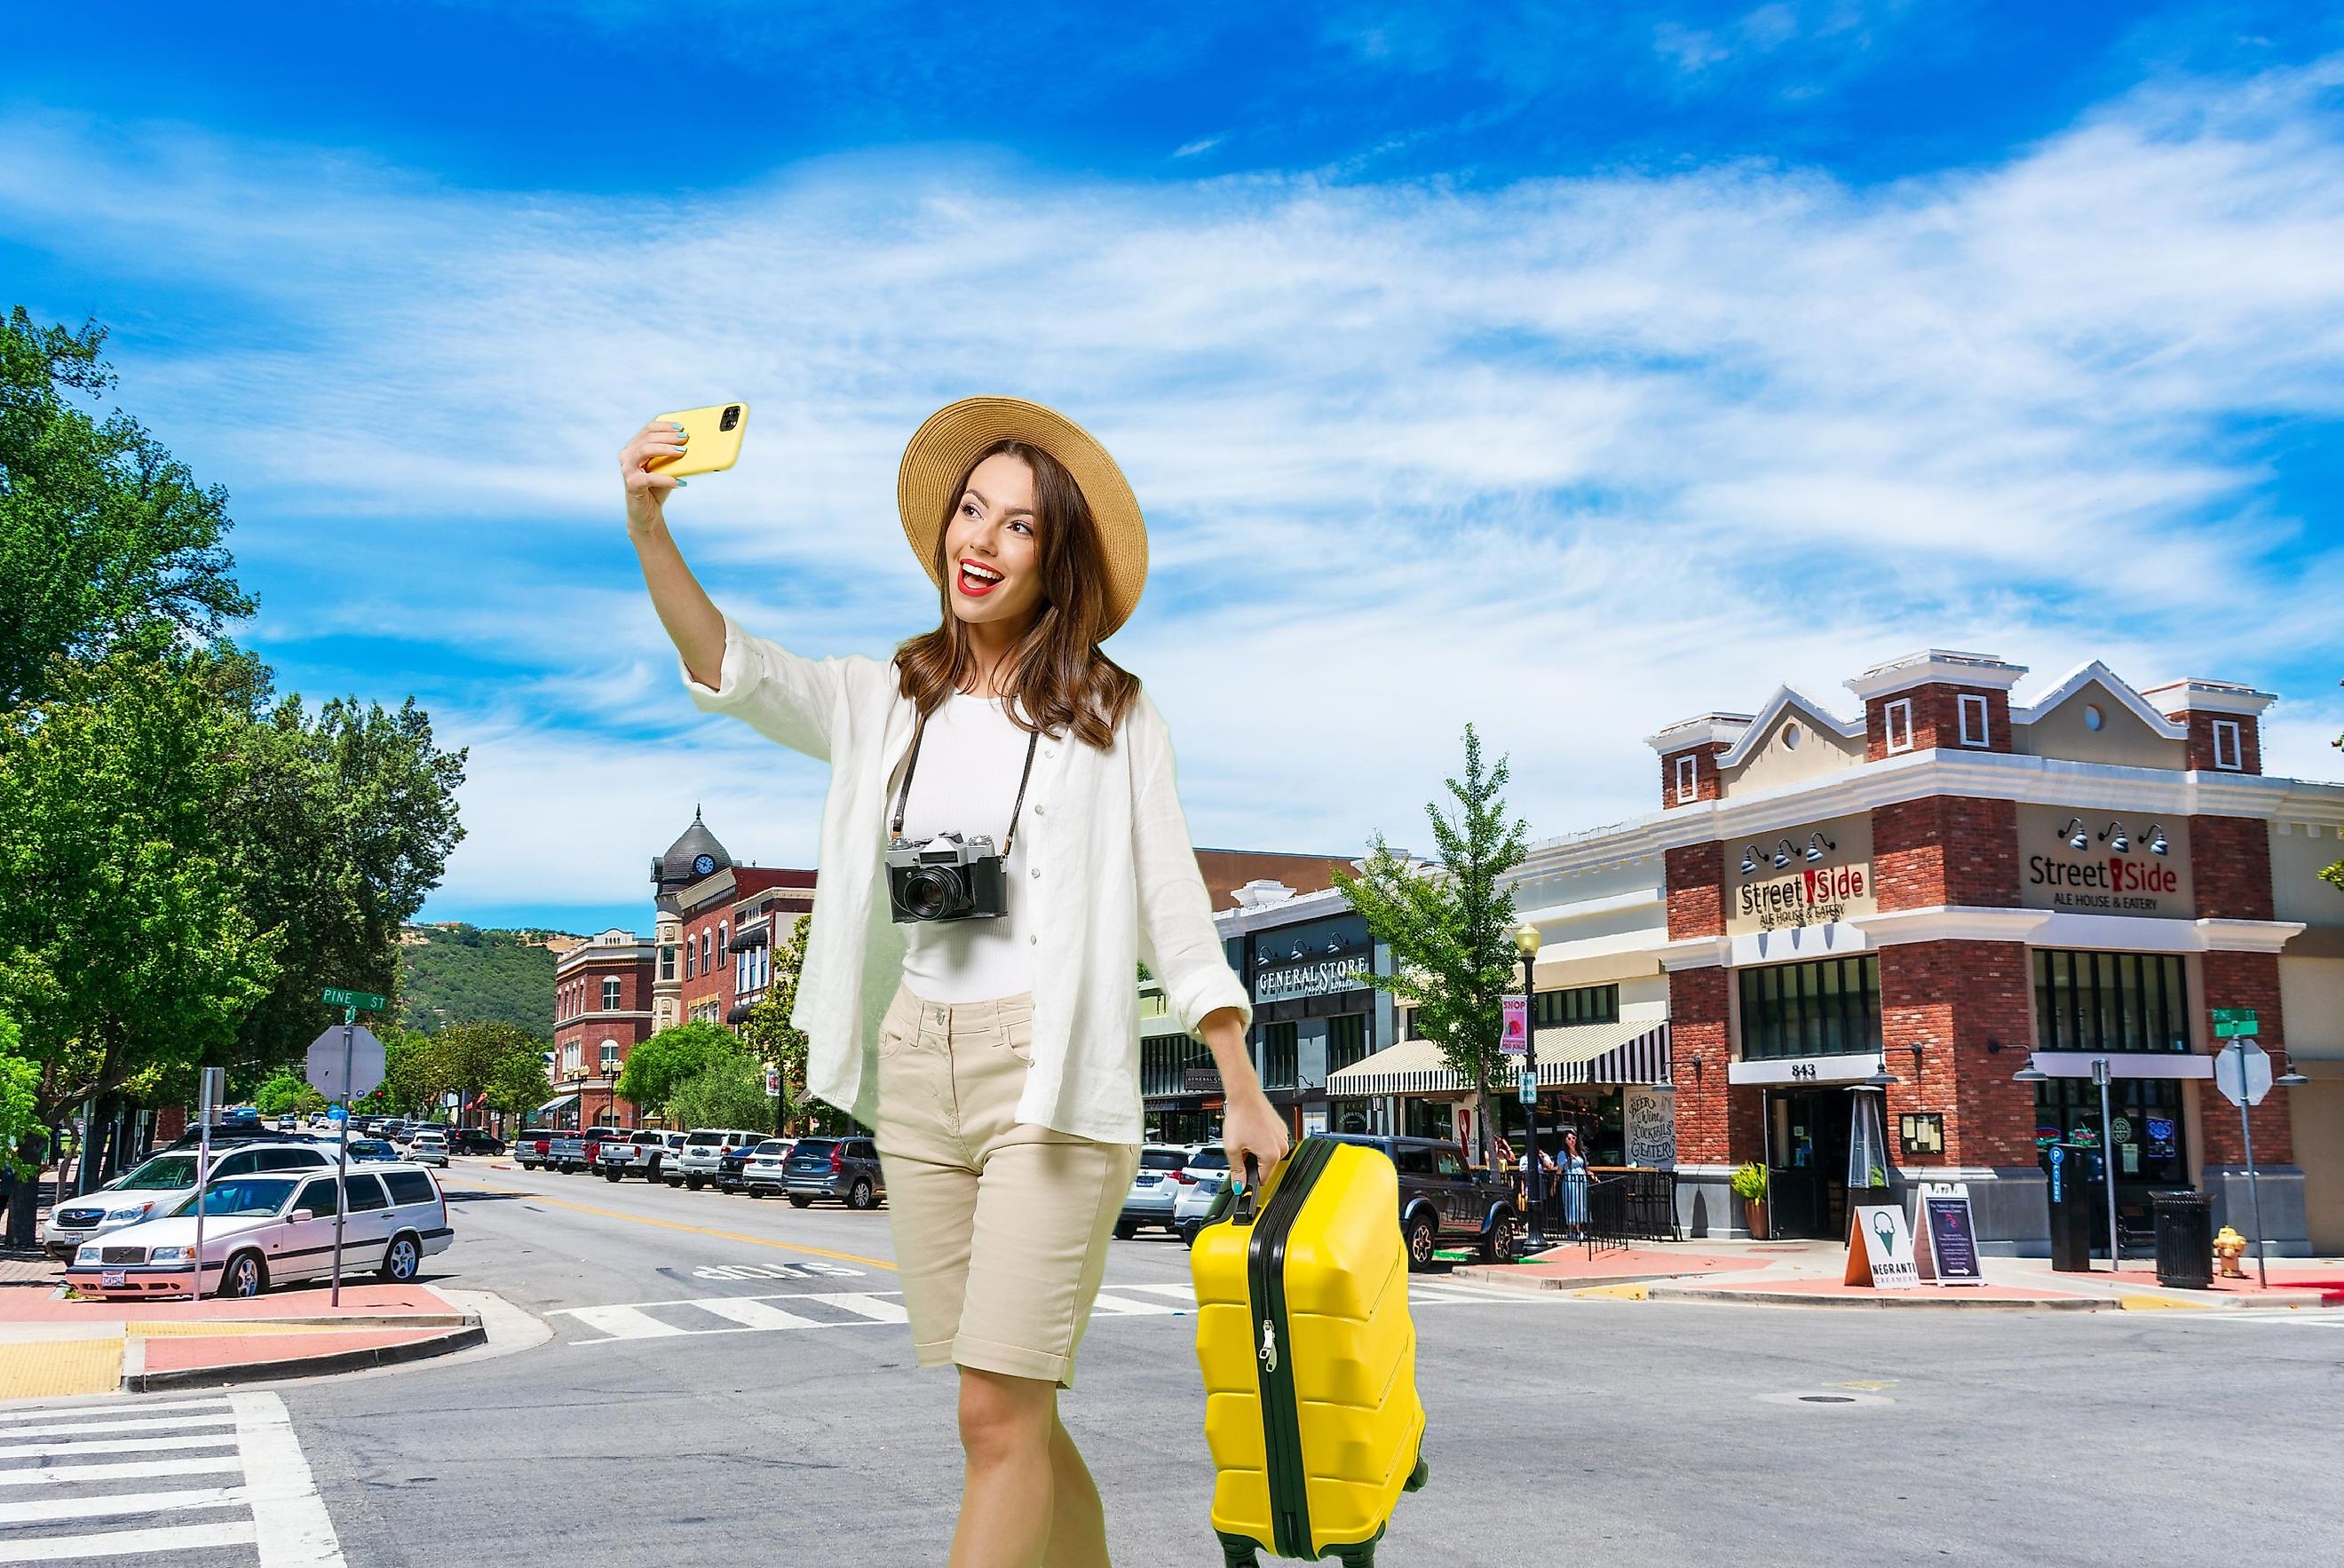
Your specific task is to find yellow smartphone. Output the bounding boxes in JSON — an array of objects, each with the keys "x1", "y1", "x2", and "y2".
[{"x1": 647, "y1": 401, "x2": 749, "y2": 478}]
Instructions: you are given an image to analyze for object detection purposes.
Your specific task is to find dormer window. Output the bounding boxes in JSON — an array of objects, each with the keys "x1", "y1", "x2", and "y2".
[
  {"x1": 1674, "y1": 754, "x2": 1698, "y2": 804},
  {"x1": 2213, "y1": 719, "x2": 2243, "y2": 771},
  {"x1": 1883, "y1": 699, "x2": 1914, "y2": 754},
  {"x1": 1959, "y1": 693, "x2": 1990, "y2": 748}
]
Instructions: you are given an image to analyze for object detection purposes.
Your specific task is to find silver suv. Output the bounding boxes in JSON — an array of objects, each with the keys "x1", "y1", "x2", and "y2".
[{"x1": 670, "y1": 1128, "x2": 766, "y2": 1191}]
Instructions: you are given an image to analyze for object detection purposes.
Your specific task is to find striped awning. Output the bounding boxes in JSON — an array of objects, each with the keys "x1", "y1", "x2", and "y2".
[{"x1": 1326, "y1": 1019, "x2": 1671, "y2": 1097}]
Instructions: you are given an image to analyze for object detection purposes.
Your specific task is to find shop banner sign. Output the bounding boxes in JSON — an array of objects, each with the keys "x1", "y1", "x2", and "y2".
[
  {"x1": 1500, "y1": 994, "x2": 1528, "y2": 1057},
  {"x1": 1624, "y1": 1085, "x2": 1676, "y2": 1169},
  {"x1": 1913, "y1": 1182, "x2": 1984, "y2": 1287},
  {"x1": 1844, "y1": 1203, "x2": 1920, "y2": 1289}
]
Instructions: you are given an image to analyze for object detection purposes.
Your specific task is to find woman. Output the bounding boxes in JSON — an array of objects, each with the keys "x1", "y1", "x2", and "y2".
[
  {"x1": 1558, "y1": 1128, "x2": 1590, "y2": 1239},
  {"x1": 618, "y1": 398, "x2": 1290, "y2": 1568}
]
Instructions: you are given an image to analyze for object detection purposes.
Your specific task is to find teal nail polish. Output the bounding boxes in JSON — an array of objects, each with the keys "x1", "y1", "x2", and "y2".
[{"x1": 675, "y1": 478, "x2": 688, "y2": 487}]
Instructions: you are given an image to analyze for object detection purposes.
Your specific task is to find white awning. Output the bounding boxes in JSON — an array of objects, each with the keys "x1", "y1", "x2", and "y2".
[
  {"x1": 537, "y1": 1092, "x2": 580, "y2": 1115},
  {"x1": 1326, "y1": 1019, "x2": 1671, "y2": 1097}
]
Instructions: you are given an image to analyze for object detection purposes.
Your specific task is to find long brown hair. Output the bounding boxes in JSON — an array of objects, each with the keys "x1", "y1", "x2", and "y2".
[{"x1": 891, "y1": 439, "x2": 1139, "y2": 748}]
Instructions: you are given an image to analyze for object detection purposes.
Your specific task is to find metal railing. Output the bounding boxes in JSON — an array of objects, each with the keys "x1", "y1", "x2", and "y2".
[{"x1": 1526, "y1": 1168, "x2": 1678, "y2": 1255}]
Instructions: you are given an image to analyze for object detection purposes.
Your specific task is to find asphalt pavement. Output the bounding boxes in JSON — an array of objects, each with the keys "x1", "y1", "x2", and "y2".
[{"x1": 11, "y1": 1155, "x2": 2338, "y2": 1567}]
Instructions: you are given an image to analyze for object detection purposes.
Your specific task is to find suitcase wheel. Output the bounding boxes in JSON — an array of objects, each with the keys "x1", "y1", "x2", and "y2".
[
  {"x1": 1404, "y1": 1451, "x2": 1429, "y2": 1493},
  {"x1": 1216, "y1": 1531, "x2": 1263, "y2": 1567}
]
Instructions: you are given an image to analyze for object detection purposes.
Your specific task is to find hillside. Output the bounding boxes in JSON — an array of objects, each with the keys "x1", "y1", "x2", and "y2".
[{"x1": 397, "y1": 924, "x2": 565, "y2": 1040}]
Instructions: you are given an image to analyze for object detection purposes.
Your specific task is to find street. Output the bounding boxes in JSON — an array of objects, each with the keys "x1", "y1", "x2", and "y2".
[{"x1": 12, "y1": 1157, "x2": 2332, "y2": 1567}]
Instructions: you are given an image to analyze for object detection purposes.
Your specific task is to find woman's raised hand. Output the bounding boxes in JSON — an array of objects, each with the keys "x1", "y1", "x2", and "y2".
[{"x1": 619, "y1": 417, "x2": 688, "y2": 531}]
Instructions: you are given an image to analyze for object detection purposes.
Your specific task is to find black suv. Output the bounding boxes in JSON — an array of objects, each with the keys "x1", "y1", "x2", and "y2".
[{"x1": 1324, "y1": 1134, "x2": 1523, "y2": 1271}]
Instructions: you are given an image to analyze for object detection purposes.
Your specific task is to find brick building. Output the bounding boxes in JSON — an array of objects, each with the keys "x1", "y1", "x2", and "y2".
[
  {"x1": 1424, "y1": 649, "x2": 2341, "y2": 1256},
  {"x1": 550, "y1": 929, "x2": 657, "y2": 1127}
]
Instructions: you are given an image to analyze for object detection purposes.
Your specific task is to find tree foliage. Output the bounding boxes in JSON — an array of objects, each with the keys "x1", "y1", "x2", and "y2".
[
  {"x1": 736, "y1": 915, "x2": 812, "y2": 1131},
  {"x1": 1329, "y1": 723, "x2": 1527, "y2": 1168},
  {"x1": 254, "y1": 1071, "x2": 324, "y2": 1117},
  {"x1": 483, "y1": 1045, "x2": 551, "y2": 1121},
  {"x1": 0, "y1": 1013, "x2": 44, "y2": 1177},
  {"x1": 614, "y1": 1021, "x2": 739, "y2": 1116},
  {"x1": 397, "y1": 925, "x2": 561, "y2": 1041},
  {"x1": 666, "y1": 1049, "x2": 771, "y2": 1133}
]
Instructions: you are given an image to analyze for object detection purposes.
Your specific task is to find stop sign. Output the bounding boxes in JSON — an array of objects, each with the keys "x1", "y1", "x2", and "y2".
[{"x1": 2213, "y1": 1040, "x2": 2272, "y2": 1107}]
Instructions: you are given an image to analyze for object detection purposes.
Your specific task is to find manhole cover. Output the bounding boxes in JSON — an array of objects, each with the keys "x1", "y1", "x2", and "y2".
[
  {"x1": 1800, "y1": 1395, "x2": 1857, "y2": 1404},
  {"x1": 1755, "y1": 1390, "x2": 1894, "y2": 1408}
]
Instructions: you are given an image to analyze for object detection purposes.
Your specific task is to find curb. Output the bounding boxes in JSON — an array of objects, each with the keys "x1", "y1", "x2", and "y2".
[
  {"x1": 119, "y1": 1317, "x2": 487, "y2": 1392},
  {"x1": 1646, "y1": 1284, "x2": 2110, "y2": 1310},
  {"x1": 123, "y1": 1311, "x2": 475, "y2": 1332},
  {"x1": 1450, "y1": 1266, "x2": 1704, "y2": 1293}
]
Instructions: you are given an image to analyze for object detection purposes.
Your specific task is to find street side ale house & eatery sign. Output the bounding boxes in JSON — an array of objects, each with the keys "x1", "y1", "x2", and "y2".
[
  {"x1": 1726, "y1": 812, "x2": 1877, "y2": 937},
  {"x1": 2016, "y1": 805, "x2": 2195, "y2": 919}
]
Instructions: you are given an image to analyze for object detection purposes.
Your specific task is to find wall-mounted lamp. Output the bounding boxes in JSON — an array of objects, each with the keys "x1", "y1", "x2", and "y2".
[
  {"x1": 2144, "y1": 823, "x2": 2170, "y2": 856},
  {"x1": 1985, "y1": 1038, "x2": 2005, "y2": 1055},
  {"x1": 1739, "y1": 845, "x2": 1762, "y2": 875},
  {"x1": 2097, "y1": 821, "x2": 2129, "y2": 852},
  {"x1": 1690, "y1": 1053, "x2": 1706, "y2": 1084},
  {"x1": 2011, "y1": 1053, "x2": 2050, "y2": 1084},
  {"x1": 1770, "y1": 837, "x2": 1797, "y2": 870},
  {"x1": 2056, "y1": 817, "x2": 2089, "y2": 851},
  {"x1": 2276, "y1": 1051, "x2": 2310, "y2": 1089},
  {"x1": 1908, "y1": 1041, "x2": 1924, "y2": 1078},
  {"x1": 1804, "y1": 831, "x2": 1837, "y2": 862}
]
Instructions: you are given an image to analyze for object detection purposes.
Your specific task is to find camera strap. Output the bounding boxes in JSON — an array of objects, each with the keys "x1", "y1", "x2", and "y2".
[{"x1": 889, "y1": 696, "x2": 1042, "y2": 854}]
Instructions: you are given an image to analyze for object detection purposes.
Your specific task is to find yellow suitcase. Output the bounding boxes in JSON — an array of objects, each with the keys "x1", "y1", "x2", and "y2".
[{"x1": 1192, "y1": 1136, "x2": 1429, "y2": 1566}]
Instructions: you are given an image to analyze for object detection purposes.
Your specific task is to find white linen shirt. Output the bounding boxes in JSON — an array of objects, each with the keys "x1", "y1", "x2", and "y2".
[{"x1": 678, "y1": 611, "x2": 1253, "y2": 1145}]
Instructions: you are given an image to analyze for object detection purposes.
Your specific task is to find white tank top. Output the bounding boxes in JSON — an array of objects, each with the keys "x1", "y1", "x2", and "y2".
[{"x1": 894, "y1": 689, "x2": 1039, "y2": 1003}]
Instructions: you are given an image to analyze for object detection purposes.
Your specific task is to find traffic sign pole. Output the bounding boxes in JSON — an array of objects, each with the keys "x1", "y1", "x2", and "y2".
[
  {"x1": 2230, "y1": 1033, "x2": 2269, "y2": 1290},
  {"x1": 2094, "y1": 1057, "x2": 2119, "y2": 1273},
  {"x1": 333, "y1": 1005, "x2": 353, "y2": 1305}
]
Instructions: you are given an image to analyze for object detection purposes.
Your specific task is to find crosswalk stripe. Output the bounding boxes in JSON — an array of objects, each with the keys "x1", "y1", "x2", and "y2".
[
  {"x1": 0, "y1": 1417, "x2": 234, "y2": 1443},
  {"x1": 0, "y1": 1401, "x2": 228, "y2": 1428},
  {"x1": 0, "y1": 1436, "x2": 238, "y2": 1462},
  {"x1": 1083, "y1": 1293, "x2": 1181, "y2": 1317},
  {"x1": 0, "y1": 1456, "x2": 242, "y2": 1488},
  {"x1": 1113, "y1": 1282, "x2": 1200, "y2": 1302},
  {"x1": 0, "y1": 1517, "x2": 257, "y2": 1563},
  {"x1": 564, "y1": 1304, "x2": 688, "y2": 1339},
  {"x1": 0, "y1": 1484, "x2": 247, "y2": 1526},
  {"x1": 817, "y1": 1293, "x2": 910, "y2": 1324},
  {"x1": 687, "y1": 1298, "x2": 822, "y2": 1331},
  {"x1": 229, "y1": 1390, "x2": 346, "y2": 1566}
]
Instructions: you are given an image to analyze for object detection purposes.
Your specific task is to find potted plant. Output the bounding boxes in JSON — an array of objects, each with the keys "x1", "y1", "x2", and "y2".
[{"x1": 1731, "y1": 1161, "x2": 1770, "y2": 1240}]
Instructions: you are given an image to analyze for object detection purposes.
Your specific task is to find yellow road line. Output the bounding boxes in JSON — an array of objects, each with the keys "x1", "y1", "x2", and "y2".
[{"x1": 459, "y1": 1177, "x2": 899, "y2": 1272}]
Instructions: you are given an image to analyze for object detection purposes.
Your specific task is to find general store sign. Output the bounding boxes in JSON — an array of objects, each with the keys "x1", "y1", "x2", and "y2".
[
  {"x1": 1253, "y1": 953, "x2": 1370, "y2": 1002},
  {"x1": 2017, "y1": 806, "x2": 2194, "y2": 919},
  {"x1": 1726, "y1": 813, "x2": 1876, "y2": 937}
]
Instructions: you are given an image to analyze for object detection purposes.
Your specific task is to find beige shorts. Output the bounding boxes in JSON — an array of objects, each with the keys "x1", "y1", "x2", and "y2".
[{"x1": 871, "y1": 978, "x2": 1143, "y2": 1389}]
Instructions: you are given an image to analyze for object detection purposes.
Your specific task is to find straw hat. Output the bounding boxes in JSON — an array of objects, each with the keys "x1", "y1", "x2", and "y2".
[{"x1": 896, "y1": 396, "x2": 1148, "y2": 638}]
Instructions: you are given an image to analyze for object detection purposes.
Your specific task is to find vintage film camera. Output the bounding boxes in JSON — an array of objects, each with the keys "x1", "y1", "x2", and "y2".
[{"x1": 885, "y1": 829, "x2": 1010, "y2": 923}]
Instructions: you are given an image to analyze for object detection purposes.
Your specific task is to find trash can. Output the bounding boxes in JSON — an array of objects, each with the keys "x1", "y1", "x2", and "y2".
[{"x1": 2153, "y1": 1190, "x2": 2213, "y2": 1289}]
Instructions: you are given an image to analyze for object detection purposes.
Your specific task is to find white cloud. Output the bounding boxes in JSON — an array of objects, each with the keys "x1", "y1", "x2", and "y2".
[{"x1": 4, "y1": 56, "x2": 2342, "y2": 917}]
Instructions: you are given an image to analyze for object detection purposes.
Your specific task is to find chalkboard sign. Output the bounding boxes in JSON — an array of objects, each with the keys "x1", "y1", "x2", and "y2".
[{"x1": 1915, "y1": 1182, "x2": 1984, "y2": 1287}]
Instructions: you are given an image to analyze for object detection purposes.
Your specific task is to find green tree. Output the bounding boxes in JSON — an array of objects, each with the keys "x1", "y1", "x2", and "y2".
[
  {"x1": 666, "y1": 1049, "x2": 771, "y2": 1133},
  {"x1": 737, "y1": 915, "x2": 812, "y2": 1131},
  {"x1": 614, "y1": 1020, "x2": 739, "y2": 1116},
  {"x1": 421, "y1": 1021, "x2": 542, "y2": 1126},
  {"x1": 483, "y1": 1045, "x2": 551, "y2": 1124},
  {"x1": 1329, "y1": 724, "x2": 1528, "y2": 1168},
  {"x1": 253, "y1": 1071, "x2": 323, "y2": 1117},
  {"x1": 0, "y1": 1013, "x2": 44, "y2": 1177},
  {"x1": 0, "y1": 637, "x2": 284, "y2": 1125},
  {"x1": 0, "y1": 309, "x2": 255, "y2": 710}
]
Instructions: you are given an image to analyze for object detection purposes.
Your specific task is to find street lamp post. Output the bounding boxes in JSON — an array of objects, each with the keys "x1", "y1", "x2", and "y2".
[{"x1": 1513, "y1": 922, "x2": 1544, "y2": 1255}]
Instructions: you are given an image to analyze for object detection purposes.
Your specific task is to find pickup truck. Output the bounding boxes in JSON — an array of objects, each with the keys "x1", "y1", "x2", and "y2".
[
  {"x1": 548, "y1": 1125, "x2": 624, "y2": 1175},
  {"x1": 513, "y1": 1130, "x2": 550, "y2": 1170},
  {"x1": 599, "y1": 1129, "x2": 682, "y2": 1183}
]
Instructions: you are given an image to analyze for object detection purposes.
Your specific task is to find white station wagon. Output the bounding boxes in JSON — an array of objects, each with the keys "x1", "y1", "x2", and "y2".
[{"x1": 65, "y1": 1164, "x2": 454, "y2": 1299}]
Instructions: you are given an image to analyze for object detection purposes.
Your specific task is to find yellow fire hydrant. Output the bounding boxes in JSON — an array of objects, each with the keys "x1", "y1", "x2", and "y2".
[{"x1": 2213, "y1": 1225, "x2": 2249, "y2": 1279}]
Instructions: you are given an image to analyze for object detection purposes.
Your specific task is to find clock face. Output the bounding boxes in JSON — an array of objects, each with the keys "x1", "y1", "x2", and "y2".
[{"x1": 693, "y1": 853, "x2": 716, "y2": 875}]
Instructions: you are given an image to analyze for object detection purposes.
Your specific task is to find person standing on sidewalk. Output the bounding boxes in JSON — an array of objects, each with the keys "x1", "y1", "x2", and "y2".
[
  {"x1": 619, "y1": 399, "x2": 1289, "y2": 1568},
  {"x1": 1559, "y1": 1128, "x2": 1590, "y2": 1239}
]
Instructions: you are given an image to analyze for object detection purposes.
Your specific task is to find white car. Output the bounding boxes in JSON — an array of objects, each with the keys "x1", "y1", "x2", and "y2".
[
  {"x1": 670, "y1": 1128, "x2": 766, "y2": 1191},
  {"x1": 42, "y1": 1143, "x2": 330, "y2": 1260},
  {"x1": 65, "y1": 1163, "x2": 454, "y2": 1299},
  {"x1": 1174, "y1": 1144, "x2": 1234, "y2": 1245},
  {"x1": 741, "y1": 1138, "x2": 796, "y2": 1198},
  {"x1": 407, "y1": 1131, "x2": 449, "y2": 1168}
]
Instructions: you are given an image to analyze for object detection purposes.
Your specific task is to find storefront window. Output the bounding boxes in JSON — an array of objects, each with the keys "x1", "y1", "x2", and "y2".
[
  {"x1": 1261, "y1": 1023, "x2": 1297, "y2": 1089},
  {"x1": 1140, "y1": 1035, "x2": 1210, "y2": 1098},
  {"x1": 1532, "y1": 985, "x2": 1619, "y2": 1028},
  {"x1": 2034, "y1": 1077, "x2": 2187, "y2": 1187},
  {"x1": 1326, "y1": 1014, "x2": 1371, "y2": 1075},
  {"x1": 2032, "y1": 950, "x2": 2188, "y2": 1052},
  {"x1": 1738, "y1": 956, "x2": 1881, "y2": 1060}
]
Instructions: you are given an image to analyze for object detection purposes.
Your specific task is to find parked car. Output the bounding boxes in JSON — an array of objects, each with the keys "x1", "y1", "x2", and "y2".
[
  {"x1": 448, "y1": 1129, "x2": 505, "y2": 1156},
  {"x1": 344, "y1": 1138, "x2": 400, "y2": 1164},
  {"x1": 407, "y1": 1130, "x2": 449, "y2": 1168},
  {"x1": 741, "y1": 1139, "x2": 796, "y2": 1199},
  {"x1": 41, "y1": 1143, "x2": 332, "y2": 1260},
  {"x1": 1115, "y1": 1144, "x2": 1200, "y2": 1239},
  {"x1": 548, "y1": 1125, "x2": 624, "y2": 1175},
  {"x1": 64, "y1": 1162, "x2": 454, "y2": 1300},
  {"x1": 512, "y1": 1130, "x2": 550, "y2": 1169},
  {"x1": 672, "y1": 1128, "x2": 766, "y2": 1191},
  {"x1": 1325, "y1": 1134, "x2": 1523, "y2": 1269},
  {"x1": 781, "y1": 1136, "x2": 884, "y2": 1209},
  {"x1": 598, "y1": 1128, "x2": 678, "y2": 1182},
  {"x1": 715, "y1": 1140, "x2": 765, "y2": 1193}
]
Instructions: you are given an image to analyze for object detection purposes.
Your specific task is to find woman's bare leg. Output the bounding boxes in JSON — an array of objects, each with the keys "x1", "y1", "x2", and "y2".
[
  {"x1": 951, "y1": 1368, "x2": 1058, "y2": 1568},
  {"x1": 1041, "y1": 1411, "x2": 1110, "y2": 1568}
]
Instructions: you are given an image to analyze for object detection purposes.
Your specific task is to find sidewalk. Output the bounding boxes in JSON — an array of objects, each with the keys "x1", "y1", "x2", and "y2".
[
  {"x1": 1454, "y1": 1238, "x2": 2344, "y2": 1310},
  {"x1": 0, "y1": 1257, "x2": 487, "y2": 1398}
]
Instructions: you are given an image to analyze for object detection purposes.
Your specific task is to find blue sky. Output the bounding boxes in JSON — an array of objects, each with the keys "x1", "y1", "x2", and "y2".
[{"x1": 6, "y1": 2, "x2": 2342, "y2": 938}]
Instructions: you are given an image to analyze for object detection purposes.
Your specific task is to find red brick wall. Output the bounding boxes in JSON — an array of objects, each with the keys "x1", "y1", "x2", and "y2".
[
  {"x1": 2190, "y1": 816, "x2": 2275, "y2": 921},
  {"x1": 1666, "y1": 842, "x2": 1726, "y2": 939},
  {"x1": 1878, "y1": 941, "x2": 2038, "y2": 1168},
  {"x1": 1865, "y1": 684, "x2": 2013, "y2": 760},
  {"x1": 2169, "y1": 711, "x2": 2262, "y2": 775},
  {"x1": 2199, "y1": 950, "x2": 2293, "y2": 1165},
  {"x1": 1668, "y1": 967, "x2": 1756, "y2": 1162},
  {"x1": 1659, "y1": 742, "x2": 1731, "y2": 809},
  {"x1": 1871, "y1": 796, "x2": 2019, "y2": 911}
]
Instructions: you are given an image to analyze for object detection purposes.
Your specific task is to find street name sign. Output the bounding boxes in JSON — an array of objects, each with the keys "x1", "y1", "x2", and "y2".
[
  {"x1": 306, "y1": 1025, "x2": 386, "y2": 1102},
  {"x1": 2211, "y1": 1007, "x2": 2258, "y2": 1039},
  {"x1": 1517, "y1": 1065, "x2": 1538, "y2": 1104},
  {"x1": 1844, "y1": 1202, "x2": 1920, "y2": 1289},
  {"x1": 2213, "y1": 1041, "x2": 2273, "y2": 1107},
  {"x1": 321, "y1": 987, "x2": 386, "y2": 1011}
]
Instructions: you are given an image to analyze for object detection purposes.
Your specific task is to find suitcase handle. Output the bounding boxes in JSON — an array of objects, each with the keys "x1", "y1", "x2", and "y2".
[{"x1": 1231, "y1": 1153, "x2": 1261, "y2": 1224}]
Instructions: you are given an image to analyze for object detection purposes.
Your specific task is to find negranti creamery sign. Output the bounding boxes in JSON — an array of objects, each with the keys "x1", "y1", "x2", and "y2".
[
  {"x1": 2018, "y1": 806, "x2": 2194, "y2": 919},
  {"x1": 1726, "y1": 812, "x2": 1877, "y2": 936}
]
